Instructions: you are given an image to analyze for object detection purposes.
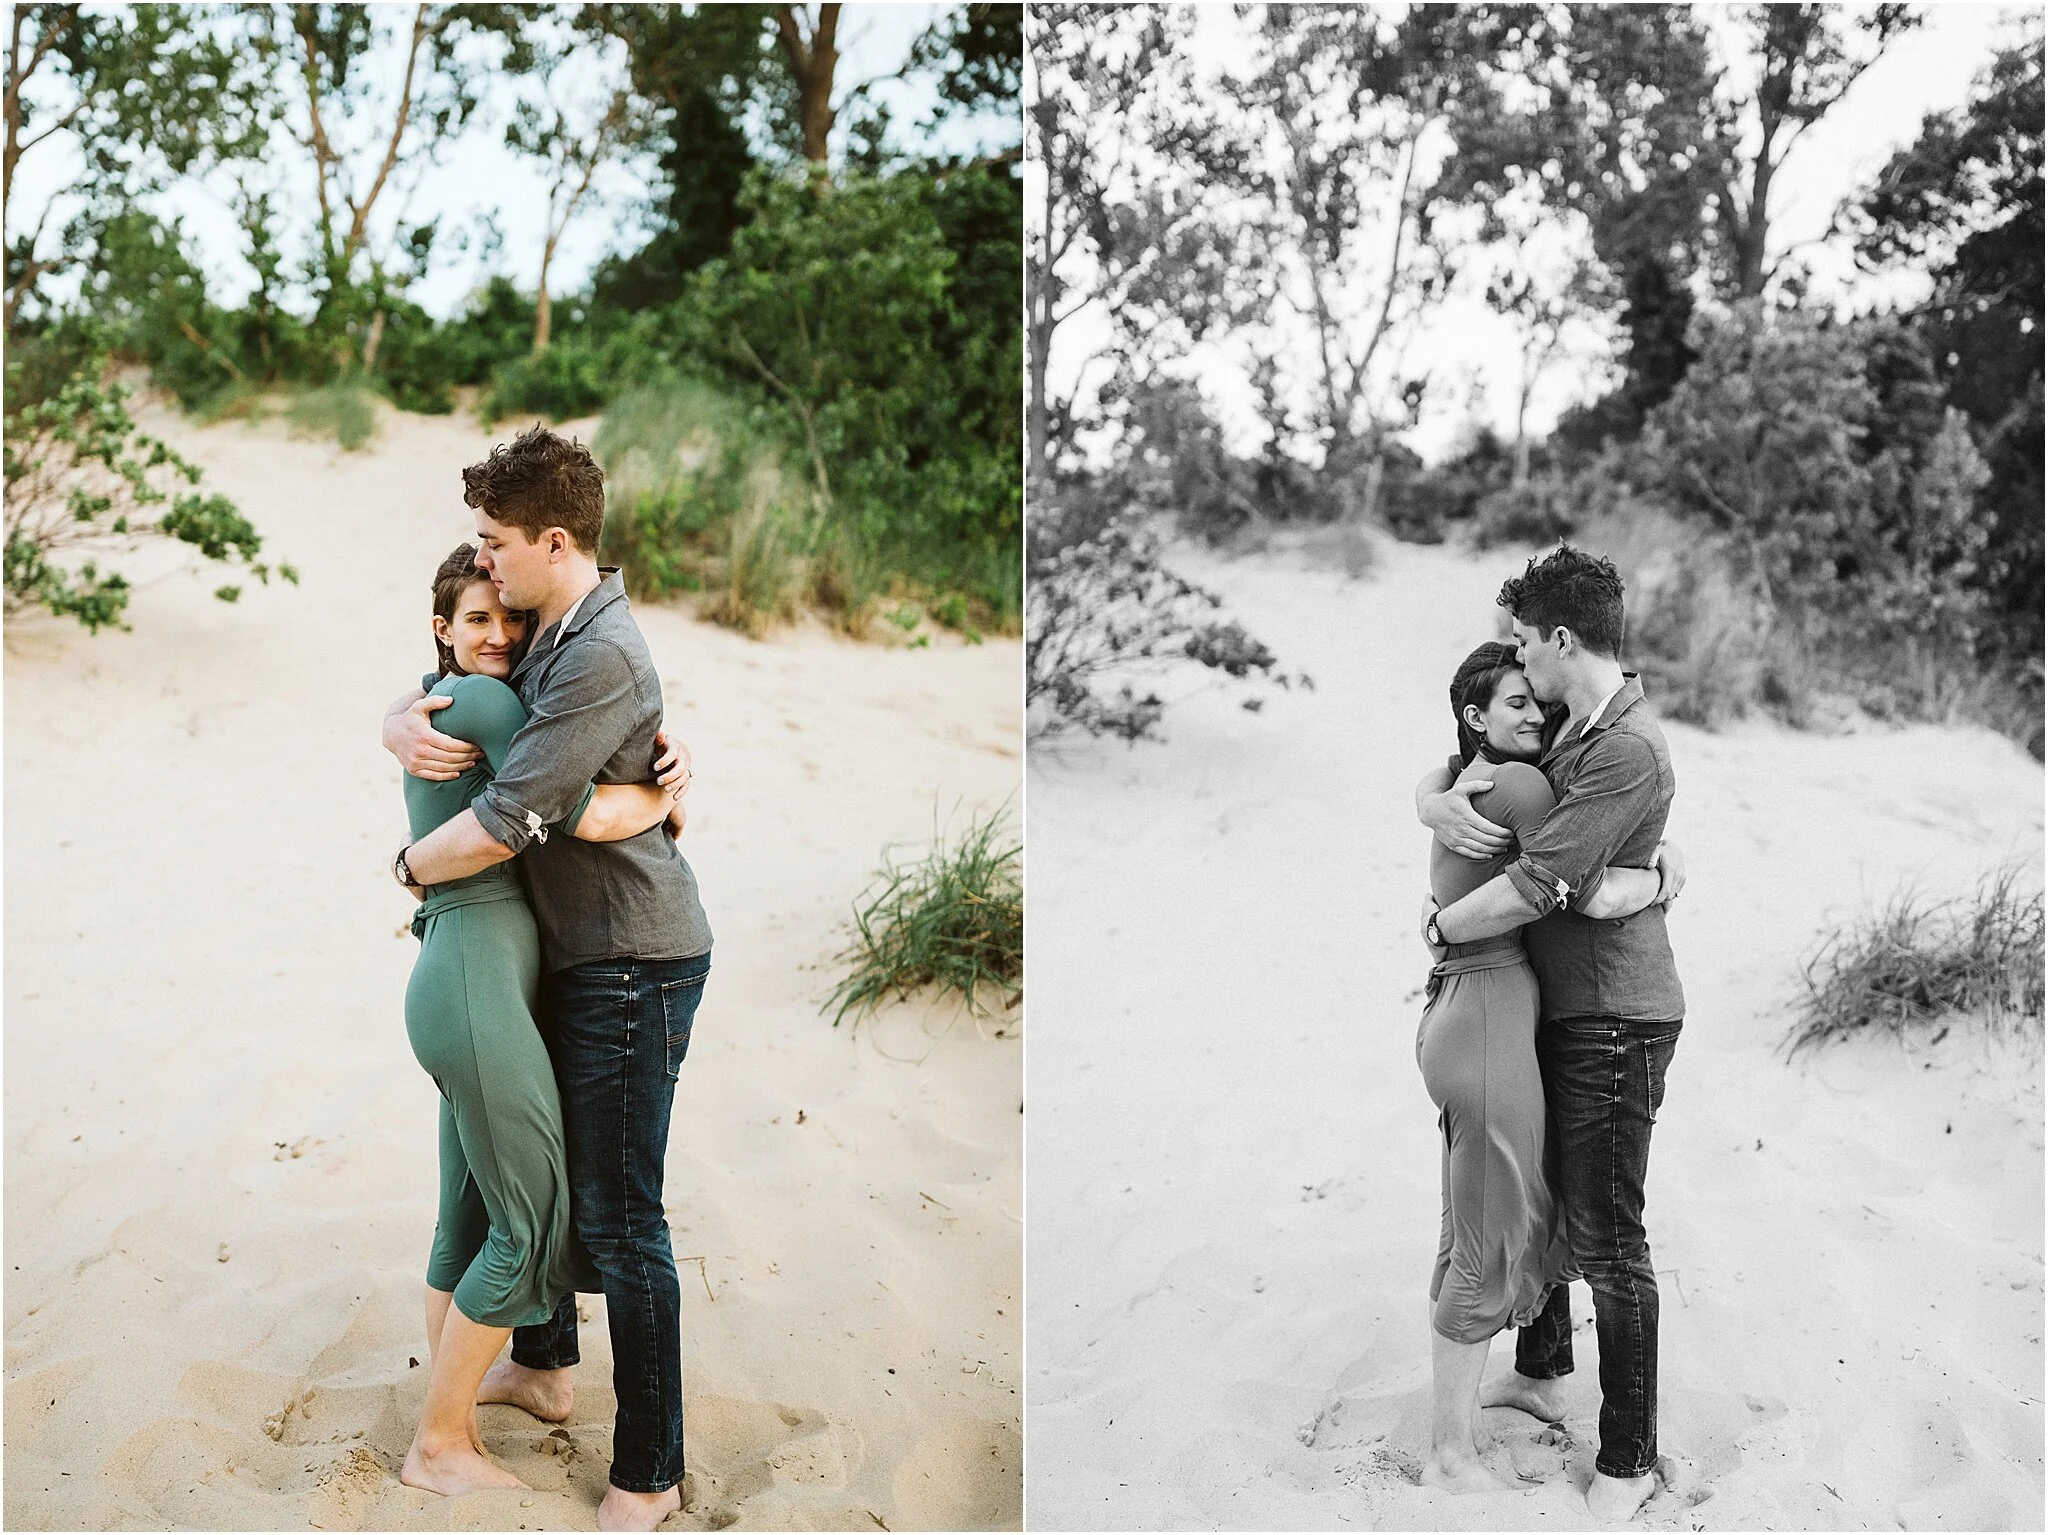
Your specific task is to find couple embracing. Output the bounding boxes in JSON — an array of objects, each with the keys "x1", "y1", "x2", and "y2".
[
  {"x1": 1413, "y1": 545, "x2": 1688, "y2": 1523},
  {"x1": 383, "y1": 424, "x2": 710, "y2": 1531}
]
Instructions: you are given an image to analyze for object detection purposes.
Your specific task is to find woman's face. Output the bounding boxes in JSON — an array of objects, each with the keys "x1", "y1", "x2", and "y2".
[
  {"x1": 1468, "y1": 666, "x2": 1547, "y2": 761},
  {"x1": 435, "y1": 578, "x2": 527, "y2": 679}
]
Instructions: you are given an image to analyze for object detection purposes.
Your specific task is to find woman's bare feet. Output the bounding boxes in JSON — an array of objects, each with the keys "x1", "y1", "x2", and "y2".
[
  {"x1": 1480, "y1": 1368, "x2": 1569, "y2": 1422},
  {"x1": 1419, "y1": 1448, "x2": 1511, "y2": 1495},
  {"x1": 477, "y1": 1360, "x2": 573, "y2": 1421},
  {"x1": 597, "y1": 1483, "x2": 682, "y2": 1531},
  {"x1": 1585, "y1": 1468, "x2": 1656, "y2": 1523},
  {"x1": 400, "y1": 1437, "x2": 527, "y2": 1496}
]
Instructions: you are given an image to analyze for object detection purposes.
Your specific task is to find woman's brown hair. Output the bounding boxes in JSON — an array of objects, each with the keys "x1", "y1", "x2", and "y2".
[
  {"x1": 1448, "y1": 640, "x2": 1525, "y2": 768},
  {"x1": 430, "y1": 543, "x2": 533, "y2": 679}
]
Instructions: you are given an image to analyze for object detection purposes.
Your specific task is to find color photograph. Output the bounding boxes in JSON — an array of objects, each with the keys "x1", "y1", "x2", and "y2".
[{"x1": 5, "y1": 5, "x2": 1022, "y2": 1530}]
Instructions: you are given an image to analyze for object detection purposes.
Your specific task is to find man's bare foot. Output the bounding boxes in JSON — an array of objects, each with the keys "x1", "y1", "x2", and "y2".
[
  {"x1": 1419, "y1": 1448, "x2": 1510, "y2": 1495},
  {"x1": 477, "y1": 1360, "x2": 572, "y2": 1421},
  {"x1": 401, "y1": 1438, "x2": 527, "y2": 1496},
  {"x1": 1480, "y1": 1369, "x2": 1568, "y2": 1423},
  {"x1": 597, "y1": 1483, "x2": 682, "y2": 1531},
  {"x1": 1586, "y1": 1469, "x2": 1656, "y2": 1523},
  {"x1": 468, "y1": 1408, "x2": 484, "y2": 1455}
]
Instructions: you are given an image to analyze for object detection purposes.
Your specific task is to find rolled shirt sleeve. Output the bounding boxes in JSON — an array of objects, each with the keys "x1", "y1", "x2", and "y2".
[
  {"x1": 1505, "y1": 733, "x2": 1661, "y2": 918},
  {"x1": 473, "y1": 639, "x2": 639, "y2": 854}
]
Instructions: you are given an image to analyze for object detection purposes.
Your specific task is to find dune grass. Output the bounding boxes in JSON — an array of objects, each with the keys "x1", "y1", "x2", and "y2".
[
  {"x1": 824, "y1": 804, "x2": 1022, "y2": 1032},
  {"x1": 286, "y1": 381, "x2": 378, "y2": 450},
  {"x1": 1785, "y1": 868, "x2": 2045, "y2": 1057}
]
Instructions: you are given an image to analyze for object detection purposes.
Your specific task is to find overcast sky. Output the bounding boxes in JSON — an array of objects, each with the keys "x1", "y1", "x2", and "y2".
[
  {"x1": 1034, "y1": 3, "x2": 2036, "y2": 466},
  {"x1": 7, "y1": 3, "x2": 1016, "y2": 323}
]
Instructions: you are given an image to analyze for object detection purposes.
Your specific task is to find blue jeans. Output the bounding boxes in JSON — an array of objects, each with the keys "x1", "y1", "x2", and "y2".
[
  {"x1": 1513, "y1": 1014, "x2": 1680, "y2": 1480},
  {"x1": 511, "y1": 952, "x2": 710, "y2": 1493}
]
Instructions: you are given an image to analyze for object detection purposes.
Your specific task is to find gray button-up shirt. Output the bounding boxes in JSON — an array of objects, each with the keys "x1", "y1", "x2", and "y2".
[
  {"x1": 1506, "y1": 674, "x2": 1685, "y2": 1024},
  {"x1": 469, "y1": 569, "x2": 713, "y2": 971}
]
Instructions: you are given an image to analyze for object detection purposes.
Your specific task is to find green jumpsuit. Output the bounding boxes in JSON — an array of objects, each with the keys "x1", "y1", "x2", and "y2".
[{"x1": 402, "y1": 672, "x2": 601, "y2": 1327}]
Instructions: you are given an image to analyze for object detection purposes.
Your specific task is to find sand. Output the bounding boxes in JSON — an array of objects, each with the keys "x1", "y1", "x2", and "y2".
[
  {"x1": 4, "y1": 400, "x2": 1022, "y2": 1531},
  {"x1": 1025, "y1": 530, "x2": 2043, "y2": 1531}
]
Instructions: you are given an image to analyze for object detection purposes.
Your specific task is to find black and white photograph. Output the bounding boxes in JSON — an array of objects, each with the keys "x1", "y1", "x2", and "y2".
[{"x1": 1025, "y1": 3, "x2": 2044, "y2": 1529}]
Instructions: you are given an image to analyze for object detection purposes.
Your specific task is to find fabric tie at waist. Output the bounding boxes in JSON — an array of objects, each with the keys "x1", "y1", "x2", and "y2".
[
  {"x1": 410, "y1": 877, "x2": 524, "y2": 941},
  {"x1": 1425, "y1": 942, "x2": 1525, "y2": 1005}
]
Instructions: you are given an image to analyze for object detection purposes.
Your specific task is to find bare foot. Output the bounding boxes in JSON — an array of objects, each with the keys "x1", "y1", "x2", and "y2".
[
  {"x1": 1419, "y1": 1449, "x2": 1511, "y2": 1495},
  {"x1": 1480, "y1": 1369, "x2": 1568, "y2": 1423},
  {"x1": 597, "y1": 1483, "x2": 682, "y2": 1531},
  {"x1": 468, "y1": 1408, "x2": 484, "y2": 1456},
  {"x1": 1586, "y1": 1469, "x2": 1656, "y2": 1523},
  {"x1": 477, "y1": 1360, "x2": 572, "y2": 1422},
  {"x1": 401, "y1": 1439, "x2": 527, "y2": 1496}
]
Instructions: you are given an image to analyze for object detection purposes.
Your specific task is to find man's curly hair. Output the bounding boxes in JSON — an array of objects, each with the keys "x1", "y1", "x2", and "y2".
[
  {"x1": 462, "y1": 424, "x2": 606, "y2": 553},
  {"x1": 1497, "y1": 544, "x2": 1626, "y2": 660}
]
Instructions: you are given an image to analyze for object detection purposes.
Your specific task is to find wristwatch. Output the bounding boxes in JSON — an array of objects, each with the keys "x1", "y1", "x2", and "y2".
[
  {"x1": 393, "y1": 844, "x2": 418, "y2": 889},
  {"x1": 1425, "y1": 910, "x2": 1446, "y2": 947}
]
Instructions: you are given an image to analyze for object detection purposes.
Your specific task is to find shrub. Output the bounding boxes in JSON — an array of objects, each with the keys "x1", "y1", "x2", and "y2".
[
  {"x1": 823, "y1": 803, "x2": 1022, "y2": 1033},
  {"x1": 1027, "y1": 509, "x2": 1311, "y2": 740},
  {"x1": 484, "y1": 338, "x2": 611, "y2": 422},
  {"x1": 4, "y1": 350, "x2": 291, "y2": 631},
  {"x1": 1785, "y1": 869, "x2": 2044, "y2": 1056}
]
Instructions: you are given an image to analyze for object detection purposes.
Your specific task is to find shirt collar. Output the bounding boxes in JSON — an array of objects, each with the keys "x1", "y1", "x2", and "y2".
[
  {"x1": 1579, "y1": 673, "x2": 1643, "y2": 738},
  {"x1": 540, "y1": 568, "x2": 625, "y2": 650}
]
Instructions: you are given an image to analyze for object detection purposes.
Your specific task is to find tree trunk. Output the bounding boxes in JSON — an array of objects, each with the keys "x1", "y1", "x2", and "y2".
[
  {"x1": 775, "y1": 5, "x2": 840, "y2": 171},
  {"x1": 533, "y1": 240, "x2": 555, "y2": 355},
  {"x1": 361, "y1": 307, "x2": 386, "y2": 373}
]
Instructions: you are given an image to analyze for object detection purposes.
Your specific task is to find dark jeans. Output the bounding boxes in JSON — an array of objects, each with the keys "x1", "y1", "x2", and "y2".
[
  {"x1": 1514, "y1": 1013, "x2": 1680, "y2": 1481},
  {"x1": 511, "y1": 951, "x2": 710, "y2": 1493}
]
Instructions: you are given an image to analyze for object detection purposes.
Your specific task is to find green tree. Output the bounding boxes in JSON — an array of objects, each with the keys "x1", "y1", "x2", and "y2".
[{"x1": 3, "y1": 3, "x2": 273, "y2": 334}]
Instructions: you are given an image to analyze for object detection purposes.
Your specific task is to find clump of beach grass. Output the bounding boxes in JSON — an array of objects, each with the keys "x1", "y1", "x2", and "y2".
[
  {"x1": 1785, "y1": 868, "x2": 2044, "y2": 1057},
  {"x1": 824, "y1": 804, "x2": 1022, "y2": 1035},
  {"x1": 286, "y1": 380, "x2": 378, "y2": 450}
]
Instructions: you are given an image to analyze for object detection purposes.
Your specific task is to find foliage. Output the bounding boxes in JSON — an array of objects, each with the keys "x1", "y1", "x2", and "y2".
[
  {"x1": 1785, "y1": 869, "x2": 2044, "y2": 1057},
  {"x1": 3, "y1": 5, "x2": 275, "y2": 332},
  {"x1": 823, "y1": 803, "x2": 1022, "y2": 1031},
  {"x1": 1648, "y1": 303, "x2": 1995, "y2": 663},
  {"x1": 672, "y1": 164, "x2": 1019, "y2": 625},
  {"x1": 286, "y1": 381, "x2": 379, "y2": 451},
  {"x1": 4, "y1": 349, "x2": 289, "y2": 630},
  {"x1": 1027, "y1": 506, "x2": 1310, "y2": 741},
  {"x1": 1855, "y1": 28, "x2": 2044, "y2": 672}
]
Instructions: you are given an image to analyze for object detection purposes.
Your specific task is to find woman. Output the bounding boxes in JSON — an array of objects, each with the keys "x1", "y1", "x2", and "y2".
[
  {"x1": 1415, "y1": 642, "x2": 1669, "y2": 1493},
  {"x1": 398, "y1": 544, "x2": 685, "y2": 1495}
]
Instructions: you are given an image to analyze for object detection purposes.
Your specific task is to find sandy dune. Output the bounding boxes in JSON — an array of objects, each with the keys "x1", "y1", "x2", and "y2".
[
  {"x1": 1025, "y1": 531, "x2": 2042, "y2": 1531},
  {"x1": 5, "y1": 402, "x2": 1022, "y2": 1531}
]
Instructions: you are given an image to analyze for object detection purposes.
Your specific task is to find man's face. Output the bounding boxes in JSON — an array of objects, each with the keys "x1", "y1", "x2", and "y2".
[
  {"x1": 472, "y1": 508, "x2": 551, "y2": 610},
  {"x1": 1510, "y1": 617, "x2": 1565, "y2": 703}
]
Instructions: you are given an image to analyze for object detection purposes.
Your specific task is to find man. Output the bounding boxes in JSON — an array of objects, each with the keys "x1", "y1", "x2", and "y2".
[
  {"x1": 384, "y1": 425, "x2": 713, "y2": 1532},
  {"x1": 1416, "y1": 544, "x2": 1685, "y2": 1523}
]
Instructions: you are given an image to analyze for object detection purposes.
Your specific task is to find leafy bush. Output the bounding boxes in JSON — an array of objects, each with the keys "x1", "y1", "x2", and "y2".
[
  {"x1": 4, "y1": 350, "x2": 292, "y2": 630},
  {"x1": 1786, "y1": 869, "x2": 2044, "y2": 1056},
  {"x1": 824, "y1": 803, "x2": 1022, "y2": 1032},
  {"x1": 1651, "y1": 304, "x2": 1996, "y2": 659},
  {"x1": 484, "y1": 335, "x2": 612, "y2": 422},
  {"x1": 1027, "y1": 507, "x2": 1311, "y2": 740}
]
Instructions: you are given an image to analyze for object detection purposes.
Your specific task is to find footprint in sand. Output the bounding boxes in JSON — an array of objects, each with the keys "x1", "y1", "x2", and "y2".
[{"x1": 683, "y1": 1394, "x2": 844, "y2": 1523}]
